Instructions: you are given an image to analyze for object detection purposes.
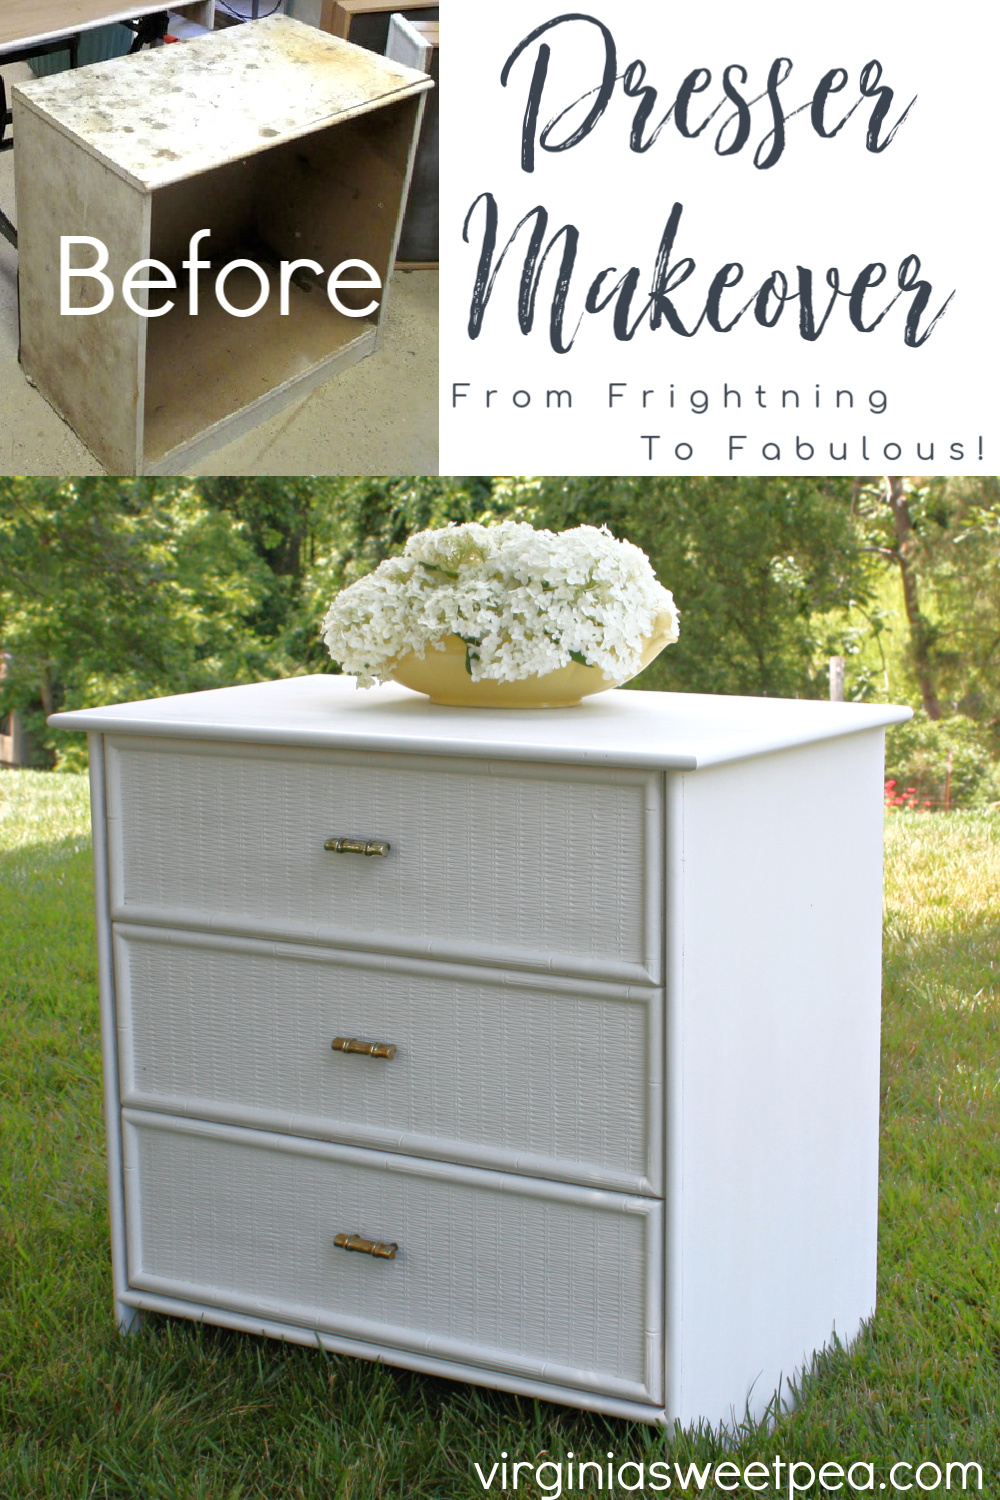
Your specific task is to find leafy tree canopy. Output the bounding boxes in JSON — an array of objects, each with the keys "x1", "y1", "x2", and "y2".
[
  {"x1": 3, "y1": 474, "x2": 999, "y2": 796},
  {"x1": 496, "y1": 476, "x2": 870, "y2": 698},
  {"x1": 0, "y1": 478, "x2": 271, "y2": 763}
]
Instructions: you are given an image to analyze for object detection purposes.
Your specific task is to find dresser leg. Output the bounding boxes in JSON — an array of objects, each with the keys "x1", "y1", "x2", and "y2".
[{"x1": 116, "y1": 1301, "x2": 144, "y2": 1335}]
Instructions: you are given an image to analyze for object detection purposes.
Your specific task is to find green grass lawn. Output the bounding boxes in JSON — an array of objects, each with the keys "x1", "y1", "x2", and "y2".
[{"x1": 2, "y1": 771, "x2": 999, "y2": 1499}]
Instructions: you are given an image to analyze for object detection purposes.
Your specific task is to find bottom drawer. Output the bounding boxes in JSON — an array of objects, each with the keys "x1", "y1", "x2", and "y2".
[{"x1": 121, "y1": 1110, "x2": 663, "y2": 1404}]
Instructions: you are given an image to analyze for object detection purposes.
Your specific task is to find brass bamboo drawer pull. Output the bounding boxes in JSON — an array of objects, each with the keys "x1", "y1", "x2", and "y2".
[
  {"x1": 334, "y1": 1233, "x2": 398, "y2": 1259},
  {"x1": 331, "y1": 1036, "x2": 396, "y2": 1059},
  {"x1": 323, "y1": 837, "x2": 390, "y2": 857}
]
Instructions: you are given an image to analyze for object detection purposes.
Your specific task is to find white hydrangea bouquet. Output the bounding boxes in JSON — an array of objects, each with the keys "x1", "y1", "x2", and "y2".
[{"x1": 321, "y1": 520, "x2": 679, "y2": 707}]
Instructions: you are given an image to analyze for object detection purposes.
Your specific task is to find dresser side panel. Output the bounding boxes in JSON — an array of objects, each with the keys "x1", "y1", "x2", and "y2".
[
  {"x1": 114, "y1": 926, "x2": 661, "y2": 1193},
  {"x1": 669, "y1": 731, "x2": 885, "y2": 1427},
  {"x1": 88, "y1": 732, "x2": 137, "y2": 1330}
]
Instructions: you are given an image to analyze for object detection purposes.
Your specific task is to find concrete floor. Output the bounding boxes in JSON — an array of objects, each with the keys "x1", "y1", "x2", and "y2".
[{"x1": 0, "y1": 60, "x2": 438, "y2": 477}]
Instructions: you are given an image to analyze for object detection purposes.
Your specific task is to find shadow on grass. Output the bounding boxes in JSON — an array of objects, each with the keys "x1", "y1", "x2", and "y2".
[{"x1": 0, "y1": 828, "x2": 93, "y2": 883}]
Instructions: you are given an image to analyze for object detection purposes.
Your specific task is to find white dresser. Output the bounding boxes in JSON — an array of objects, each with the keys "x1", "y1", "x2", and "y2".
[{"x1": 52, "y1": 677, "x2": 910, "y2": 1427}]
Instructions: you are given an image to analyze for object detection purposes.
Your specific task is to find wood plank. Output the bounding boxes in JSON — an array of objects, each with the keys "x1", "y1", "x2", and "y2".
[
  {"x1": 385, "y1": 10, "x2": 437, "y2": 263},
  {"x1": 320, "y1": 0, "x2": 438, "y2": 48},
  {"x1": 385, "y1": 12, "x2": 431, "y2": 72},
  {"x1": 0, "y1": 2, "x2": 212, "y2": 52}
]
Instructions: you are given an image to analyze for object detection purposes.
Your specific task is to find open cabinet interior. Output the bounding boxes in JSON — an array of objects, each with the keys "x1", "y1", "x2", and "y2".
[{"x1": 142, "y1": 93, "x2": 421, "y2": 468}]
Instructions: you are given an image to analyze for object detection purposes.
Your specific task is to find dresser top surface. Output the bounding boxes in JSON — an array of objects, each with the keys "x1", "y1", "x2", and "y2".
[
  {"x1": 50, "y1": 674, "x2": 912, "y2": 771},
  {"x1": 13, "y1": 15, "x2": 432, "y2": 191}
]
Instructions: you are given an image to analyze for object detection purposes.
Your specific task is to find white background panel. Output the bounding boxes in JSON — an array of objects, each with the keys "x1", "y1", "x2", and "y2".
[{"x1": 440, "y1": 0, "x2": 997, "y2": 474}]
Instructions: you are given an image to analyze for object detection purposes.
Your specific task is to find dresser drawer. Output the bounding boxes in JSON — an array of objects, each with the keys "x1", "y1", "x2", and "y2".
[
  {"x1": 114, "y1": 926, "x2": 661, "y2": 1194},
  {"x1": 122, "y1": 1111, "x2": 664, "y2": 1405},
  {"x1": 104, "y1": 737, "x2": 661, "y2": 983}
]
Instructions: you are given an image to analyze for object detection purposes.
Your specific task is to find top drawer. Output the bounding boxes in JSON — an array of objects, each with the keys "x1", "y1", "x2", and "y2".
[{"x1": 104, "y1": 737, "x2": 662, "y2": 983}]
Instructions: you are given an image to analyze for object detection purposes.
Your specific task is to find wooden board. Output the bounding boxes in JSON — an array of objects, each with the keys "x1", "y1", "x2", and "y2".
[
  {"x1": 386, "y1": 11, "x2": 431, "y2": 71},
  {"x1": 320, "y1": 0, "x2": 437, "y2": 49},
  {"x1": 385, "y1": 13, "x2": 437, "y2": 263},
  {"x1": 48, "y1": 676, "x2": 913, "y2": 768},
  {"x1": 0, "y1": 2, "x2": 214, "y2": 52}
]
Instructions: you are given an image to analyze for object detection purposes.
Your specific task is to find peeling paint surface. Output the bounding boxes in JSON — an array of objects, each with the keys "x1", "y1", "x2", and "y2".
[{"x1": 12, "y1": 15, "x2": 432, "y2": 190}]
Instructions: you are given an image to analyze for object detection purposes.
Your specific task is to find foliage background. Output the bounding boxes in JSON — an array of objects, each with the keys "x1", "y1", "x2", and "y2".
[
  {"x1": 1, "y1": 475, "x2": 998, "y2": 802},
  {"x1": 3, "y1": 480, "x2": 1000, "y2": 1486}
]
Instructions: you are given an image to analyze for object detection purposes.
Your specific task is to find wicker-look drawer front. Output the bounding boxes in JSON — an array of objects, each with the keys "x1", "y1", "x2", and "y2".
[
  {"x1": 105, "y1": 738, "x2": 662, "y2": 983},
  {"x1": 122, "y1": 1112, "x2": 664, "y2": 1404},
  {"x1": 115, "y1": 927, "x2": 661, "y2": 1193}
]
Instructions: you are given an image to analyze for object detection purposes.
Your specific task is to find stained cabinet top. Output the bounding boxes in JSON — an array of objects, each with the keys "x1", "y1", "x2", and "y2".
[
  {"x1": 12, "y1": 15, "x2": 433, "y2": 191},
  {"x1": 50, "y1": 674, "x2": 912, "y2": 771}
]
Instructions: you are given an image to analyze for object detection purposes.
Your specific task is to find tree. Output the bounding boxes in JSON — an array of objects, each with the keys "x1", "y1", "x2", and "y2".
[
  {"x1": 7, "y1": 474, "x2": 996, "y2": 783},
  {"x1": 494, "y1": 476, "x2": 871, "y2": 698},
  {"x1": 930, "y1": 481, "x2": 1000, "y2": 731},
  {"x1": 850, "y1": 475, "x2": 1000, "y2": 729},
  {"x1": 851, "y1": 477, "x2": 944, "y2": 718},
  {"x1": 0, "y1": 478, "x2": 271, "y2": 764},
  {"x1": 193, "y1": 477, "x2": 319, "y2": 644}
]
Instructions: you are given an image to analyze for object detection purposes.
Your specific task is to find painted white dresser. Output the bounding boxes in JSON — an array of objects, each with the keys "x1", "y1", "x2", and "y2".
[{"x1": 52, "y1": 677, "x2": 910, "y2": 1427}]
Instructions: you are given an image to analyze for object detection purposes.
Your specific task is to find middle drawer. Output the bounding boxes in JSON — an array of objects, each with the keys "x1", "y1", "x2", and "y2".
[{"x1": 114, "y1": 925, "x2": 662, "y2": 1195}]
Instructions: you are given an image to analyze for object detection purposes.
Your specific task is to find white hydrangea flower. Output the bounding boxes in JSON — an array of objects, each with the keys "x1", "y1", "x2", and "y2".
[{"x1": 321, "y1": 520, "x2": 679, "y2": 687}]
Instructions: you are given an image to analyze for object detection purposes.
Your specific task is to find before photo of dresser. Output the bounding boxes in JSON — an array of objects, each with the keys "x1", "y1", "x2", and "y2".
[{"x1": 51, "y1": 676, "x2": 910, "y2": 1427}]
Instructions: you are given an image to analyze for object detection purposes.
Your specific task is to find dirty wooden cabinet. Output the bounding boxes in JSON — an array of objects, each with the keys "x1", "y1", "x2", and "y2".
[
  {"x1": 51, "y1": 677, "x2": 908, "y2": 1427},
  {"x1": 13, "y1": 16, "x2": 431, "y2": 474}
]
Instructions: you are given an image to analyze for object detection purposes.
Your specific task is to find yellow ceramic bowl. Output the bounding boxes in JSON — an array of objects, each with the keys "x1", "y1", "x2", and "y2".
[{"x1": 388, "y1": 609, "x2": 677, "y2": 708}]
